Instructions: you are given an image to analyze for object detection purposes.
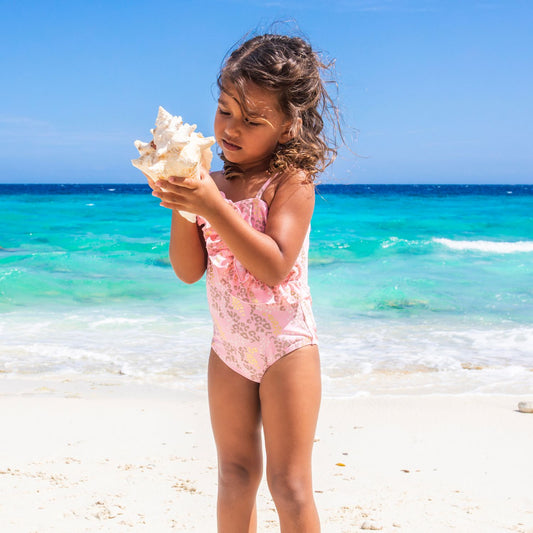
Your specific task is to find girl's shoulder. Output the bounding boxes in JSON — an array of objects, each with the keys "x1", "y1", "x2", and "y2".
[
  {"x1": 211, "y1": 169, "x2": 238, "y2": 199},
  {"x1": 268, "y1": 168, "x2": 315, "y2": 202},
  {"x1": 273, "y1": 167, "x2": 314, "y2": 188},
  {"x1": 210, "y1": 170, "x2": 226, "y2": 190}
]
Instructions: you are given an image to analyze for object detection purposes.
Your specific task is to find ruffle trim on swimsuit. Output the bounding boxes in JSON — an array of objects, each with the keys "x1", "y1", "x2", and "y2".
[{"x1": 198, "y1": 196, "x2": 309, "y2": 306}]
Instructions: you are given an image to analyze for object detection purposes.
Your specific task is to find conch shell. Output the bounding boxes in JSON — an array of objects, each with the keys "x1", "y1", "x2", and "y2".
[{"x1": 132, "y1": 106, "x2": 216, "y2": 222}]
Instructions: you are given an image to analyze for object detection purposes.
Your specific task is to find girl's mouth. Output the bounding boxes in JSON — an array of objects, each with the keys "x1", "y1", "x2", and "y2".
[{"x1": 222, "y1": 138, "x2": 241, "y2": 151}]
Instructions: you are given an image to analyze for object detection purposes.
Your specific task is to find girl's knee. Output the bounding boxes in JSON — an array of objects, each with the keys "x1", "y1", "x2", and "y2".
[
  {"x1": 267, "y1": 469, "x2": 313, "y2": 509},
  {"x1": 218, "y1": 459, "x2": 262, "y2": 491}
]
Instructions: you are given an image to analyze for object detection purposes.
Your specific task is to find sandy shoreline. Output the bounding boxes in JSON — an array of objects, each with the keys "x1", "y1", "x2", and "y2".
[{"x1": 1, "y1": 376, "x2": 532, "y2": 532}]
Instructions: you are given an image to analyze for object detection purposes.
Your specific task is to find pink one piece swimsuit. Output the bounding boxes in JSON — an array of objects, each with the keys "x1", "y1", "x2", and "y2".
[{"x1": 198, "y1": 178, "x2": 318, "y2": 383}]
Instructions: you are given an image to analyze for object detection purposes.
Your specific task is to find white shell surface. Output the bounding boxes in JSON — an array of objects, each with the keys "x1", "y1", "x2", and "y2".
[
  {"x1": 131, "y1": 106, "x2": 216, "y2": 221},
  {"x1": 132, "y1": 106, "x2": 215, "y2": 180}
]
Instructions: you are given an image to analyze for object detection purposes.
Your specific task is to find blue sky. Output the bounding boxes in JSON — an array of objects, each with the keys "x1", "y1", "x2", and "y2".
[{"x1": 1, "y1": 0, "x2": 531, "y2": 184}]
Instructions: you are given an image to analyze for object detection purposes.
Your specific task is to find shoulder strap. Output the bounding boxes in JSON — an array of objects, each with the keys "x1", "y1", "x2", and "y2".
[{"x1": 256, "y1": 176, "x2": 273, "y2": 199}]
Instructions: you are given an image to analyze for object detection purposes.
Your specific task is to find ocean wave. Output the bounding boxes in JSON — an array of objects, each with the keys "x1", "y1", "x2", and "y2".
[
  {"x1": 433, "y1": 238, "x2": 533, "y2": 253},
  {"x1": 380, "y1": 237, "x2": 427, "y2": 251},
  {"x1": 381, "y1": 237, "x2": 418, "y2": 249}
]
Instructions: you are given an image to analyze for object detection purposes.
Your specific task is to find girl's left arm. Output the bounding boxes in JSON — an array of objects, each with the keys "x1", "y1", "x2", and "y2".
[{"x1": 155, "y1": 169, "x2": 314, "y2": 286}]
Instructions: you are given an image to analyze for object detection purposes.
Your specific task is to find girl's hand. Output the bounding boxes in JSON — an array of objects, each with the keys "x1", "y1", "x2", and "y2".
[
  {"x1": 151, "y1": 167, "x2": 223, "y2": 219},
  {"x1": 143, "y1": 173, "x2": 157, "y2": 190}
]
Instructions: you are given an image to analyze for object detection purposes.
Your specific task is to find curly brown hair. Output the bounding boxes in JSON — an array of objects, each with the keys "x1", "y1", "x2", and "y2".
[{"x1": 217, "y1": 33, "x2": 341, "y2": 182}]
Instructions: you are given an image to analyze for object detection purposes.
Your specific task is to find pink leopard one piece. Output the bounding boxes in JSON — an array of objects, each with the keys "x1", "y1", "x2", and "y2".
[{"x1": 198, "y1": 178, "x2": 318, "y2": 382}]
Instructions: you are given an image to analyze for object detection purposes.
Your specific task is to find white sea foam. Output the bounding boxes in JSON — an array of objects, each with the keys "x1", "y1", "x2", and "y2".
[
  {"x1": 433, "y1": 238, "x2": 533, "y2": 253},
  {"x1": 2, "y1": 308, "x2": 532, "y2": 397},
  {"x1": 381, "y1": 237, "x2": 423, "y2": 249},
  {"x1": 316, "y1": 317, "x2": 533, "y2": 396}
]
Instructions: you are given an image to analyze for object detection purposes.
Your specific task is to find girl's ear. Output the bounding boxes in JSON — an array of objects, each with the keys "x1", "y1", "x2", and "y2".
[{"x1": 279, "y1": 117, "x2": 302, "y2": 144}]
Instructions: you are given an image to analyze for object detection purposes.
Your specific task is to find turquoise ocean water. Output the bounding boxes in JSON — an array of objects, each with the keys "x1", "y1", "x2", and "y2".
[{"x1": 1, "y1": 184, "x2": 532, "y2": 396}]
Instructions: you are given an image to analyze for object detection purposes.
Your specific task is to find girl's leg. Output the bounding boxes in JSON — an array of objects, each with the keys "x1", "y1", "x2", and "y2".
[
  {"x1": 260, "y1": 345, "x2": 322, "y2": 533},
  {"x1": 208, "y1": 349, "x2": 263, "y2": 533}
]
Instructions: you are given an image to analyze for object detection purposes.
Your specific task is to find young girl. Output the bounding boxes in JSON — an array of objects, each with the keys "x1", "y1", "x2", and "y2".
[{"x1": 151, "y1": 33, "x2": 338, "y2": 533}]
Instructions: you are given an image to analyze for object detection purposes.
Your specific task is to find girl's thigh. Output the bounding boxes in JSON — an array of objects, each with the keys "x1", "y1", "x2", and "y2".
[
  {"x1": 208, "y1": 349, "x2": 262, "y2": 463},
  {"x1": 259, "y1": 345, "x2": 321, "y2": 474}
]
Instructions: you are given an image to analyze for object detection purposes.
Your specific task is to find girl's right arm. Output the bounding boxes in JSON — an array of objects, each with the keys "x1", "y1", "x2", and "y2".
[
  {"x1": 147, "y1": 174, "x2": 207, "y2": 284},
  {"x1": 167, "y1": 210, "x2": 207, "y2": 284}
]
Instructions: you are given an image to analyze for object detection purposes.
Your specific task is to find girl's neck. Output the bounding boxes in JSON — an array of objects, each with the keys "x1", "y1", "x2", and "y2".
[{"x1": 225, "y1": 158, "x2": 272, "y2": 181}]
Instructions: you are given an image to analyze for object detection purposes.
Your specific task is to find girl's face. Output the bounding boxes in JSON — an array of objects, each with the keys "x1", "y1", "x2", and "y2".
[{"x1": 214, "y1": 81, "x2": 293, "y2": 171}]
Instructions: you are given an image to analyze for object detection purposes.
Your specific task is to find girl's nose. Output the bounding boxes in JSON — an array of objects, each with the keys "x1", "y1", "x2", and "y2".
[{"x1": 224, "y1": 117, "x2": 240, "y2": 136}]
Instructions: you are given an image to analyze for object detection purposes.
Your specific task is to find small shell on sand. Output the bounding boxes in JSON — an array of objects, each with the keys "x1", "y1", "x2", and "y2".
[
  {"x1": 518, "y1": 401, "x2": 533, "y2": 413},
  {"x1": 361, "y1": 521, "x2": 383, "y2": 530}
]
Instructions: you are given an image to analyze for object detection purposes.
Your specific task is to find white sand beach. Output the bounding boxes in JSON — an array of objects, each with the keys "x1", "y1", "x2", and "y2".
[{"x1": 1, "y1": 376, "x2": 532, "y2": 533}]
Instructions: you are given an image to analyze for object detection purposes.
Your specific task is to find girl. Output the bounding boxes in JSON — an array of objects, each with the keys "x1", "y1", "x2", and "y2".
[{"x1": 151, "y1": 33, "x2": 339, "y2": 533}]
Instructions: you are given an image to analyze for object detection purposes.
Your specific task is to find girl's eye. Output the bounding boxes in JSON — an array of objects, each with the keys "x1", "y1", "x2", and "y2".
[
  {"x1": 218, "y1": 108, "x2": 230, "y2": 116},
  {"x1": 245, "y1": 118, "x2": 261, "y2": 126}
]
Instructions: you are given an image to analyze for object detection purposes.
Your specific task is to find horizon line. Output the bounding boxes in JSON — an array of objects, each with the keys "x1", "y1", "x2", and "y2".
[{"x1": 1, "y1": 182, "x2": 532, "y2": 187}]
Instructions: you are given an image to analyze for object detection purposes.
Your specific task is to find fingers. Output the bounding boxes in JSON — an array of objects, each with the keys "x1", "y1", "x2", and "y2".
[
  {"x1": 152, "y1": 179, "x2": 186, "y2": 196},
  {"x1": 150, "y1": 171, "x2": 210, "y2": 212},
  {"x1": 146, "y1": 175, "x2": 193, "y2": 194},
  {"x1": 152, "y1": 188, "x2": 181, "y2": 210},
  {"x1": 143, "y1": 173, "x2": 157, "y2": 190},
  {"x1": 151, "y1": 179, "x2": 190, "y2": 210},
  {"x1": 152, "y1": 182, "x2": 178, "y2": 200},
  {"x1": 167, "y1": 175, "x2": 199, "y2": 189}
]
